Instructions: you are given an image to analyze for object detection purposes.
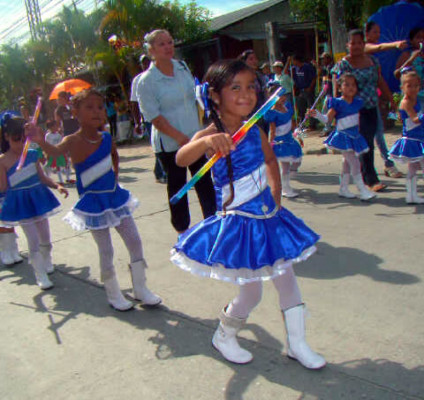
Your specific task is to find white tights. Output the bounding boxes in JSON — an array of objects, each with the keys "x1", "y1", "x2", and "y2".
[
  {"x1": 341, "y1": 151, "x2": 360, "y2": 176},
  {"x1": 90, "y1": 216, "x2": 144, "y2": 282},
  {"x1": 20, "y1": 218, "x2": 51, "y2": 256},
  {"x1": 407, "y1": 161, "x2": 421, "y2": 179},
  {"x1": 281, "y1": 161, "x2": 301, "y2": 176},
  {"x1": 226, "y1": 265, "x2": 302, "y2": 319}
]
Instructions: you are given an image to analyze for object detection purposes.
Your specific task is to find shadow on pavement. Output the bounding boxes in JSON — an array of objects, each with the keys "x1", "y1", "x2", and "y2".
[
  {"x1": 296, "y1": 242, "x2": 420, "y2": 285},
  {"x1": 2, "y1": 259, "x2": 422, "y2": 399}
]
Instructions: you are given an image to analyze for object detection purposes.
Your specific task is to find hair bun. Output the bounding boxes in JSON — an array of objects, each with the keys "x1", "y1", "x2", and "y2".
[{"x1": 0, "y1": 112, "x2": 13, "y2": 129}]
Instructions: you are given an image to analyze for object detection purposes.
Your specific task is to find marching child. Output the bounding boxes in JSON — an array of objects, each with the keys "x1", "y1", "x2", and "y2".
[
  {"x1": 171, "y1": 60, "x2": 326, "y2": 369},
  {"x1": 44, "y1": 119, "x2": 66, "y2": 184},
  {"x1": 309, "y1": 73, "x2": 376, "y2": 200},
  {"x1": 0, "y1": 115, "x2": 68, "y2": 289},
  {"x1": 29, "y1": 89, "x2": 161, "y2": 310},
  {"x1": 264, "y1": 82, "x2": 302, "y2": 197},
  {"x1": 389, "y1": 70, "x2": 424, "y2": 204}
]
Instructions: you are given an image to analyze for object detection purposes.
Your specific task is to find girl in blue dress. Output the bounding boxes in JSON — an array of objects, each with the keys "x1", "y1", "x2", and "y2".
[
  {"x1": 0, "y1": 115, "x2": 68, "y2": 289},
  {"x1": 171, "y1": 60, "x2": 325, "y2": 369},
  {"x1": 264, "y1": 82, "x2": 302, "y2": 198},
  {"x1": 310, "y1": 73, "x2": 376, "y2": 200},
  {"x1": 389, "y1": 71, "x2": 424, "y2": 204},
  {"x1": 29, "y1": 89, "x2": 161, "y2": 311}
]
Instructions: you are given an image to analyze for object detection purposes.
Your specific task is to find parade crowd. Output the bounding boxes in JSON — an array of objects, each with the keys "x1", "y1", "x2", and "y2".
[{"x1": 1, "y1": 22, "x2": 424, "y2": 371}]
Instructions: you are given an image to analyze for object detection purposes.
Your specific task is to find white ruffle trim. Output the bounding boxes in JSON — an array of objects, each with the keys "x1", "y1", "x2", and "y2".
[
  {"x1": 389, "y1": 154, "x2": 424, "y2": 164},
  {"x1": 63, "y1": 196, "x2": 139, "y2": 231},
  {"x1": 0, "y1": 207, "x2": 61, "y2": 227},
  {"x1": 170, "y1": 245, "x2": 316, "y2": 285},
  {"x1": 277, "y1": 156, "x2": 302, "y2": 162}
]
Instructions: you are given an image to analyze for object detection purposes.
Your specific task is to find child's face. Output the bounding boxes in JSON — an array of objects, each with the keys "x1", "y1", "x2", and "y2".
[
  {"x1": 74, "y1": 94, "x2": 105, "y2": 129},
  {"x1": 402, "y1": 76, "x2": 420, "y2": 97},
  {"x1": 340, "y1": 77, "x2": 357, "y2": 97},
  {"x1": 217, "y1": 70, "x2": 257, "y2": 119}
]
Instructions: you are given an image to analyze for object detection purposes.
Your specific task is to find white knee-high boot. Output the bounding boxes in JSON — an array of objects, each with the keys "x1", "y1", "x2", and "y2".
[
  {"x1": 103, "y1": 275, "x2": 134, "y2": 311},
  {"x1": 30, "y1": 251, "x2": 53, "y2": 290},
  {"x1": 283, "y1": 304, "x2": 326, "y2": 369},
  {"x1": 338, "y1": 174, "x2": 356, "y2": 198},
  {"x1": 0, "y1": 233, "x2": 16, "y2": 266},
  {"x1": 281, "y1": 174, "x2": 299, "y2": 198},
  {"x1": 212, "y1": 306, "x2": 253, "y2": 364},
  {"x1": 39, "y1": 243, "x2": 54, "y2": 274},
  {"x1": 10, "y1": 232, "x2": 23, "y2": 264},
  {"x1": 128, "y1": 259, "x2": 161, "y2": 306},
  {"x1": 406, "y1": 176, "x2": 424, "y2": 204},
  {"x1": 352, "y1": 174, "x2": 376, "y2": 201}
]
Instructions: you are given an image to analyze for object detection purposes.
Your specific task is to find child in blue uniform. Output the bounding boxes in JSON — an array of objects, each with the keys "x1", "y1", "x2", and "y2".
[
  {"x1": 389, "y1": 70, "x2": 424, "y2": 204},
  {"x1": 310, "y1": 73, "x2": 376, "y2": 200},
  {"x1": 0, "y1": 115, "x2": 68, "y2": 289},
  {"x1": 29, "y1": 89, "x2": 161, "y2": 311},
  {"x1": 264, "y1": 82, "x2": 302, "y2": 197},
  {"x1": 171, "y1": 60, "x2": 325, "y2": 369}
]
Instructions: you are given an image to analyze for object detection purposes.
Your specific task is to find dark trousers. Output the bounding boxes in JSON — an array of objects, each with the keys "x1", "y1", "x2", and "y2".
[
  {"x1": 359, "y1": 107, "x2": 380, "y2": 186},
  {"x1": 158, "y1": 151, "x2": 216, "y2": 232},
  {"x1": 296, "y1": 89, "x2": 316, "y2": 128},
  {"x1": 108, "y1": 114, "x2": 117, "y2": 138},
  {"x1": 154, "y1": 154, "x2": 166, "y2": 180}
]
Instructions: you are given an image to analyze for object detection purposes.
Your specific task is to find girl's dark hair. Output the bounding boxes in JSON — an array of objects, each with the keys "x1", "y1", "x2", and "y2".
[
  {"x1": 203, "y1": 59, "x2": 255, "y2": 213},
  {"x1": 338, "y1": 72, "x2": 358, "y2": 87},
  {"x1": 365, "y1": 21, "x2": 378, "y2": 34},
  {"x1": 348, "y1": 29, "x2": 364, "y2": 42},
  {"x1": 71, "y1": 88, "x2": 104, "y2": 109},
  {"x1": 409, "y1": 27, "x2": 424, "y2": 41},
  {"x1": 238, "y1": 49, "x2": 254, "y2": 62},
  {"x1": 1, "y1": 116, "x2": 25, "y2": 153}
]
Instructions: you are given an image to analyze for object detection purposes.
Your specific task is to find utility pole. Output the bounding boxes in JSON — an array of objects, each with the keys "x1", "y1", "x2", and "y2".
[
  {"x1": 265, "y1": 22, "x2": 281, "y2": 66},
  {"x1": 24, "y1": 0, "x2": 43, "y2": 41},
  {"x1": 327, "y1": 0, "x2": 347, "y2": 63}
]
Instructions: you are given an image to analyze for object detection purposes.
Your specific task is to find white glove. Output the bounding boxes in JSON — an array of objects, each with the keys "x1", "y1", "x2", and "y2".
[{"x1": 313, "y1": 111, "x2": 328, "y2": 124}]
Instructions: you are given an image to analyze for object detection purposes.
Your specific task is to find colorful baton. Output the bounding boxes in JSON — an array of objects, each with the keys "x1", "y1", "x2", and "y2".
[
  {"x1": 17, "y1": 97, "x2": 42, "y2": 170},
  {"x1": 170, "y1": 87, "x2": 286, "y2": 205}
]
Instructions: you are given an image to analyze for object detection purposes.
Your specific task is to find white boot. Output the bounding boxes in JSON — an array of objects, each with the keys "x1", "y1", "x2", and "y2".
[
  {"x1": 212, "y1": 307, "x2": 253, "y2": 364},
  {"x1": 40, "y1": 243, "x2": 54, "y2": 274},
  {"x1": 338, "y1": 174, "x2": 356, "y2": 198},
  {"x1": 352, "y1": 174, "x2": 376, "y2": 201},
  {"x1": 10, "y1": 233, "x2": 23, "y2": 264},
  {"x1": 104, "y1": 275, "x2": 134, "y2": 311},
  {"x1": 281, "y1": 174, "x2": 299, "y2": 198},
  {"x1": 406, "y1": 176, "x2": 424, "y2": 204},
  {"x1": 129, "y1": 259, "x2": 161, "y2": 306},
  {"x1": 0, "y1": 233, "x2": 16, "y2": 266},
  {"x1": 283, "y1": 304, "x2": 326, "y2": 369},
  {"x1": 30, "y1": 251, "x2": 53, "y2": 290}
]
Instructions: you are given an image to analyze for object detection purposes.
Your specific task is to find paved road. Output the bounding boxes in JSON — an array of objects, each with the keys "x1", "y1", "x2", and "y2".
[{"x1": 1, "y1": 135, "x2": 423, "y2": 400}]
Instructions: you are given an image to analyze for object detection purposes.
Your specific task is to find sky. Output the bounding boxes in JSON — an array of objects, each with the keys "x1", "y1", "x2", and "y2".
[{"x1": 0, "y1": 0, "x2": 265, "y2": 45}]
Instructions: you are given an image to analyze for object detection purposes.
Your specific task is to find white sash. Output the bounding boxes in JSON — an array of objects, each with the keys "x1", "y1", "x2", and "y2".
[
  {"x1": 9, "y1": 163, "x2": 37, "y2": 188},
  {"x1": 275, "y1": 120, "x2": 292, "y2": 137},
  {"x1": 221, "y1": 164, "x2": 267, "y2": 210},
  {"x1": 405, "y1": 116, "x2": 421, "y2": 132},
  {"x1": 80, "y1": 155, "x2": 112, "y2": 188},
  {"x1": 336, "y1": 113, "x2": 359, "y2": 131}
]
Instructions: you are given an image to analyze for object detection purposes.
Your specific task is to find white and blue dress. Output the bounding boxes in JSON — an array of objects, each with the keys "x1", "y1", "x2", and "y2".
[
  {"x1": 63, "y1": 132, "x2": 138, "y2": 231},
  {"x1": 171, "y1": 125, "x2": 319, "y2": 284},
  {"x1": 389, "y1": 103, "x2": 424, "y2": 163},
  {"x1": 0, "y1": 149, "x2": 60, "y2": 226},
  {"x1": 324, "y1": 97, "x2": 369, "y2": 155},
  {"x1": 264, "y1": 104, "x2": 302, "y2": 162}
]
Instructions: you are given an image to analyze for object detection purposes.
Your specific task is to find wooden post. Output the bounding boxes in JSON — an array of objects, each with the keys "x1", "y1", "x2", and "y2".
[
  {"x1": 265, "y1": 21, "x2": 281, "y2": 65},
  {"x1": 328, "y1": 0, "x2": 348, "y2": 62}
]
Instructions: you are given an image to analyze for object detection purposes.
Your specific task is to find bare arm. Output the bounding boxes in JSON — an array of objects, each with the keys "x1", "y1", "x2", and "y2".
[
  {"x1": 261, "y1": 130, "x2": 281, "y2": 207},
  {"x1": 111, "y1": 141, "x2": 119, "y2": 178},
  {"x1": 269, "y1": 122, "x2": 276, "y2": 142},
  {"x1": 394, "y1": 51, "x2": 414, "y2": 79},
  {"x1": 26, "y1": 124, "x2": 70, "y2": 157},
  {"x1": 365, "y1": 40, "x2": 407, "y2": 54},
  {"x1": 151, "y1": 115, "x2": 190, "y2": 147},
  {"x1": 401, "y1": 98, "x2": 421, "y2": 124},
  {"x1": 377, "y1": 67, "x2": 395, "y2": 109},
  {"x1": 37, "y1": 162, "x2": 68, "y2": 198},
  {"x1": 175, "y1": 125, "x2": 234, "y2": 167},
  {"x1": 0, "y1": 161, "x2": 8, "y2": 193}
]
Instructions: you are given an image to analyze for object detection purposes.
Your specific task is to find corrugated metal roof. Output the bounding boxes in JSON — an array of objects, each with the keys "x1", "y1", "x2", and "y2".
[{"x1": 210, "y1": 0, "x2": 287, "y2": 31}]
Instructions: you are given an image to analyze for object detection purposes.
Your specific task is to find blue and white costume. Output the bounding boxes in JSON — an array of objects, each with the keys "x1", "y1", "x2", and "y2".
[
  {"x1": 64, "y1": 132, "x2": 138, "y2": 230},
  {"x1": 171, "y1": 125, "x2": 319, "y2": 284},
  {"x1": 0, "y1": 149, "x2": 60, "y2": 226},
  {"x1": 324, "y1": 97, "x2": 369, "y2": 155},
  {"x1": 264, "y1": 103, "x2": 302, "y2": 162},
  {"x1": 389, "y1": 103, "x2": 424, "y2": 163}
]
